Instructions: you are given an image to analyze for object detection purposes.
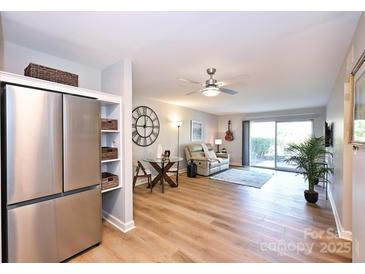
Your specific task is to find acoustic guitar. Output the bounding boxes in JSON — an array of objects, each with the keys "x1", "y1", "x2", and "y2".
[{"x1": 225, "y1": 120, "x2": 234, "y2": 141}]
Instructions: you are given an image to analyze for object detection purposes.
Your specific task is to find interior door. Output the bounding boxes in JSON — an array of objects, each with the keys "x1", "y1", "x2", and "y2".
[
  {"x1": 6, "y1": 85, "x2": 62, "y2": 205},
  {"x1": 63, "y1": 95, "x2": 101, "y2": 192}
]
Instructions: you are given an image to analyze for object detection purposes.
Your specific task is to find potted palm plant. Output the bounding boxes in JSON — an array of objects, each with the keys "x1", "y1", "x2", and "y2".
[{"x1": 285, "y1": 136, "x2": 333, "y2": 203}]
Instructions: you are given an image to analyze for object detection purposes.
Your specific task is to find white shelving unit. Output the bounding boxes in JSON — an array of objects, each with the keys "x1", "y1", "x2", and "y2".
[
  {"x1": 100, "y1": 100, "x2": 123, "y2": 192},
  {"x1": 101, "y1": 185, "x2": 122, "y2": 194}
]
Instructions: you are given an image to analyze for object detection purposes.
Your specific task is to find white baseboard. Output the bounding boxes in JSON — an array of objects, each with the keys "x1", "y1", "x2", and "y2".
[
  {"x1": 102, "y1": 210, "x2": 135, "y2": 233},
  {"x1": 135, "y1": 168, "x2": 187, "y2": 186},
  {"x1": 327, "y1": 187, "x2": 352, "y2": 241}
]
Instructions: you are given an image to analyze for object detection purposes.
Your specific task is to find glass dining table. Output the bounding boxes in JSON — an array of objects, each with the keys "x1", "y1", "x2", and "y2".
[{"x1": 143, "y1": 156, "x2": 184, "y2": 193}]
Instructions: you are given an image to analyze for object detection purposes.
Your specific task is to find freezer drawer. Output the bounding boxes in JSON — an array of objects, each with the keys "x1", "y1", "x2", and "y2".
[
  {"x1": 7, "y1": 187, "x2": 101, "y2": 262},
  {"x1": 63, "y1": 95, "x2": 101, "y2": 192},
  {"x1": 56, "y1": 187, "x2": 102, "y2": 262},
  {"x1": 6, "y1": 85, "x2": 63, "y2": 205},
  {"x1": 8, "y1": 199, "x2": 58, "y2": 263}
]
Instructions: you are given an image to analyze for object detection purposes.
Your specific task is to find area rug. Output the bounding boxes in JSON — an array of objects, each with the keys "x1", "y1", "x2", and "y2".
[{"x1": 210, "y1": 168, "x2": 273, "y2": 188}]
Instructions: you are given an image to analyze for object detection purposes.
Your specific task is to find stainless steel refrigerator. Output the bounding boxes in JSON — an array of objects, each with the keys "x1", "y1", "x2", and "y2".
[{"x1": 1, "y1": 84, "x2": 102, "y2": 262}]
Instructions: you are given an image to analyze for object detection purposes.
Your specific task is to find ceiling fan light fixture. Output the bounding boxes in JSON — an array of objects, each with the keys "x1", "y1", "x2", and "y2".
[
  {"x1": 202, "y1": 87, "x2": 220, "y2": 97},
  {"x1": 181, "y1": 67, "x2": 241, "y2": 97}
]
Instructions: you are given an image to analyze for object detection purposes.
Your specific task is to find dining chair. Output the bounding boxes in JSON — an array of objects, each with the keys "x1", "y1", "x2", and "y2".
[
  {"x1": 133, "y1": 161, "x2": 152, "y2": 192},
  {"x1": 166, "y1": 162, "x2": 180, "y2": 186}
]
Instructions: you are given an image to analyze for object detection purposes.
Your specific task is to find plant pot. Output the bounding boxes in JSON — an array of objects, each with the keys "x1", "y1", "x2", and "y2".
[{"x1": 304, "y1": 190, "x2": 319, "y2": 203}]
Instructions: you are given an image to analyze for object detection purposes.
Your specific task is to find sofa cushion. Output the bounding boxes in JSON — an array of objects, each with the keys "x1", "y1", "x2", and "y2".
[
  {"x1": 206, "y1": 143, "x2": 219, "y2": 159},
  {"x1": 191, "y1": 151, "x2": 205, "y2": 159},
  {"x1": 217, "y1": 157, "x2": 229, "y2": 165},
  {"x1": 207, "y1": 150, "x2": 217, "y2": 160},
  {"x1": 206, "y1": 143, "x2": 214, "y2": 151},
  {"x1": 210, "y1": 160, "x2": 221, "y2": 168},
  {"x1": 189, "y1": 144, "x2": 203, "y2": 152},
  {"x1": 202, "y1": 143, "x2": 217, "y2": 160}
]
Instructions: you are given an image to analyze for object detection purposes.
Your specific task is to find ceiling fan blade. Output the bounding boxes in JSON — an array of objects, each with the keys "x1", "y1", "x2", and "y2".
[
  {"x1": 177, "y1": 78, "x2": 202, "y2": 86},
  {"x1": 184, "y1": 89, "x2": 201, "y2": 96},
  {"x1": 217, "y1": 74, "x2": 250, "y2": 87},
  {"x1": 220, "y1": 88, "x2": 238, "y2": 95}
]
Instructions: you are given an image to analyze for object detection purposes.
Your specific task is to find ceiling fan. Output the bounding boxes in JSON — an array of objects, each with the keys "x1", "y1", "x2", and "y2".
[{"x1": 178, "y1": 68, "x2": 248, "y2": 97}]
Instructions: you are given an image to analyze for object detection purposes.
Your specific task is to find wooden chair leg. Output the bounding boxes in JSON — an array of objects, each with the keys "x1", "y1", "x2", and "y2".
[
  {"x1": 133, "y1": 176, "x2": 137, "y2": 190},
  {"x1": 133, "y1": 166, "x2": 140, "y2": 191},
  {"x1": 176, "y1": 162, "x2": 179, "y2": 186},
  {"x1": 149, "y1": 175, "x2": 152, "y2": 193}
]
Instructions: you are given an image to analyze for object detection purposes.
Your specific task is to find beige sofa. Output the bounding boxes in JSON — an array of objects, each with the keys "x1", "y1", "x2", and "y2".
[{"x1": 185, "y1": 143, "x2": 230, "y2": 176}]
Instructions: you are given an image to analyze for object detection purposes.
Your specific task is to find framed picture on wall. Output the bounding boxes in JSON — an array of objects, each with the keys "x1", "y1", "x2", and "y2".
[
  {"x1": 191, "y1": 120, "x2": 203, "y2": 142},
  {"x1": 351, "y1": 50, "x2": 365, "y2": 146}
]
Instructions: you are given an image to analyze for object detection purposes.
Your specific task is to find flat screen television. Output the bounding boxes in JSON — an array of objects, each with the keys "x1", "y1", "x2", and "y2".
[{"x1": 325, "y1": 121, "x2": 334, "y2": 147}]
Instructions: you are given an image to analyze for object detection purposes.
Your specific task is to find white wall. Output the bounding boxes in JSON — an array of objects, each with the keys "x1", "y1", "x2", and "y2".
[
  {"x1": 101, "y1": 60, "x2": 134, "y2": 232},
  {"x1": 326, "y1": 58, "x2": 352, "y2": 236},
  {"x1": 132, "y1": 96, "x2": 218, "y2": 172},
  {"x1": 217, "y1": 107, "x2": 326, "y2": 166},
  {"x1": 334, "y1": 12, "x2": 365, "y2": 262},
  {"x1": 351, "y1": 13, "x2": 365, "y2": 263},
  {"x1": 0, "y1": 14, "x2": 4, "y2": 70},
  {"x1": 0, "y1": 12, "x2": 3, "y2": 260},
  {"x1": 326, "y1": 14, "x2": 365, "y2": 253},
  {"x1": 3, "y1": 41, "x2": 101, "y2": 90}
]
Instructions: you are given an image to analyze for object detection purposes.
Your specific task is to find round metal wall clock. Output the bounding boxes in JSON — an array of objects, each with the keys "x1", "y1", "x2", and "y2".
[{"x1": 132, "y1": 106, "x2": 160, "y2": 147}]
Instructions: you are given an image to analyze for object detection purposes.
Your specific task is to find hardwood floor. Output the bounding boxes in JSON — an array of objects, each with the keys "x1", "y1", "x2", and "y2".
[{"x1": 71, "y1": 168, "x2": 352, "y2": 263}]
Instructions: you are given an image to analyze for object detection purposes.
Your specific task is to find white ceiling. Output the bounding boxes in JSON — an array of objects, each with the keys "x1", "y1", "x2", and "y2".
[{"x1": 0, "y1": 11, "x2": 361, "y2": 114}]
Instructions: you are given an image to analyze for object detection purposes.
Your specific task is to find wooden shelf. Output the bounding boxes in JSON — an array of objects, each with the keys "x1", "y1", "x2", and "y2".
[
  {"x1": 101, "y1": 158, "x2": 120, "y2": 164},
  {"x1": 102, "y1": 185, "x2": 122, "y2": 194},
  {"x1": 101, "y1": 130, "x2": 120, "y2": 133}
]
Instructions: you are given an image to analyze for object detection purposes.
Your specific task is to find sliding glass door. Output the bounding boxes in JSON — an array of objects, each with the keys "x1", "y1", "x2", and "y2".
[
  {"x1": 276, "y1": 121, "x2": 313, "y2": 170},
  {"x1": 249, "y1": 120, "x2": 313, "y2": 171},
  {"x1": 249, "y1": 122, "x2": 276, "y2": 168}
]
